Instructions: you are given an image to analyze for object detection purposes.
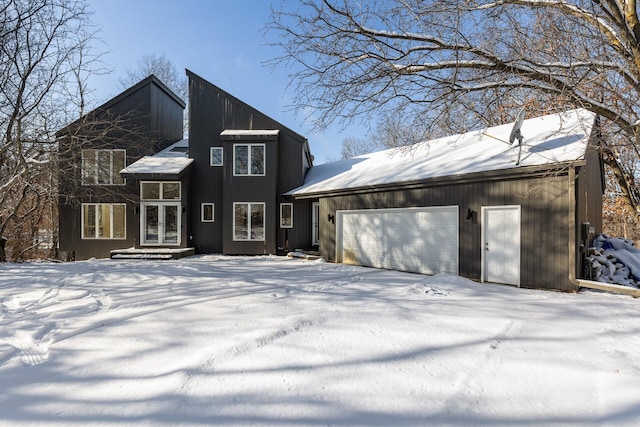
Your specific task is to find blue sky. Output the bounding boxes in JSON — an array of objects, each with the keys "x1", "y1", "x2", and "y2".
[{"x1": 86, "y1": 0, "x2": 360, "y2": 163}]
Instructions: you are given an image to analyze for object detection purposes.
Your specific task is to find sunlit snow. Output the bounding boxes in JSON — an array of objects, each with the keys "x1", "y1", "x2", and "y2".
[{"x1": 1, "y1": 255, "x2": 639, "y2": 426}]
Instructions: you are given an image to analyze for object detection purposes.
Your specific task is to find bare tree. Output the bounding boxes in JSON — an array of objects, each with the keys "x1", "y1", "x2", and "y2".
[
  {"x1": 268, "y1": 0, "x2": 640, "y2": 218},
  {"x1": 340, "y1": 135, "x2": 375, "y2": 159},
  {"x1": 0, "y1": 0, "x2": 100, "y2": 261},
  {"x1": 119, "y1": 53, "x2": 188, "y2": 102}
]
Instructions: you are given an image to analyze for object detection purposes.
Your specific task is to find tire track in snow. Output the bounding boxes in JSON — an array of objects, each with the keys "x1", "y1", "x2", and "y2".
[
  {"x1": 0, "y1": 261, "x2": 383, "y2": 368},
  {"x1": 175, "y1": 315, "x2": 326, "y2": 410}
]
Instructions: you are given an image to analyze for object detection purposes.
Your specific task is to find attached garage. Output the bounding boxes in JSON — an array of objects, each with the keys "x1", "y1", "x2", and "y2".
[
  {"x1": 288, "y1": 109, "x2": 604, "y2": 291},
  {"x1": 336, "y1": 206, "x2": 458, "y2": 275}
]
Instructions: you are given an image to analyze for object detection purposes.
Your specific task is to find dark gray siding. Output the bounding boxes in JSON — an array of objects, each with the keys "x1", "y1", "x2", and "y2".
[
  {"x1": 575, "y1": 143, "x2": 604, "y2": 277},
  {"x1": 57, "y1": 76, "x2": 185, "y2": 259},
  {"x1": 278, "y1": 199, "x2": 314, "y2": 251},
  {"x1": 316, "y1": 172, "x2": 576, "y2": 291},
  {"x1": 186, "y1": 70, "x2": 310, "y2": 255},
  {"x1": 222, "y1": 138, "x2": 278, "y2": 254}
]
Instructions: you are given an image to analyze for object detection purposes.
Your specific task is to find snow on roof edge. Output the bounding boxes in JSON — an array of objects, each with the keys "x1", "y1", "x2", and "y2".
[{"x1": 287, "y1": 108, "x2": 597, "y2": 197}]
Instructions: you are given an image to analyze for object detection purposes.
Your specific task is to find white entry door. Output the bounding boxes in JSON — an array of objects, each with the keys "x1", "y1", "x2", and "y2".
[
  {"x1": 142, "y1": 203, "x2": 180, "y2": 245},
  {"x1": 482, "y1": 206, "x2": 520, "y2": 286}
]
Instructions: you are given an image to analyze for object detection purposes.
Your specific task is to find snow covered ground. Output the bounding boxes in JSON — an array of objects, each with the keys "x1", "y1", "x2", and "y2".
[{"x1": 1, "y1": 255, "x2": 639, "y2": 427}]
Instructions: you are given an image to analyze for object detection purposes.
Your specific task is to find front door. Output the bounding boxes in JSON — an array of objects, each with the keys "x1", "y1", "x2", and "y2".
[
  {"x1": 142, "y1": 203, "x2": 180, "y2": 245},
  {"x1": 482, "y1": 206, "x2": 520, "y2": 286},
  {"x1": 312, "y1": 202, "x2": 320, "y2": 246}
]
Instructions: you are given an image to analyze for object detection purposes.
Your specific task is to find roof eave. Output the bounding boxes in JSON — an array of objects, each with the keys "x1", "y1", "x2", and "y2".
[{"x1": 287, "y1": 160, "x2": 585, "y2": 200}]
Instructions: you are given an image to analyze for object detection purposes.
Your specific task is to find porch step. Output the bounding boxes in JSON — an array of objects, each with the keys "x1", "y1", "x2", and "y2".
[
  {"x1": 288, "y1": 250, "x2": 322, "y2": 260},
  {"x1": 110, "y1": 247, "x2": 195, "y2": 260}
]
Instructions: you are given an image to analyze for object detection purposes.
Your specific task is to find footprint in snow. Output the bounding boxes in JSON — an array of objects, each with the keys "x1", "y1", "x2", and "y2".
[{"x1": 2, "y1": 322, "x2": 58, "y2": 366}]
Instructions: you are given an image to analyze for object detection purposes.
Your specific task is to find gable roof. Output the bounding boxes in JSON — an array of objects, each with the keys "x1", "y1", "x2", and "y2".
[
  {"x1": 186, "y1": 69, "x2": 314, "y2": 167},
  {"x1": 287, "y1": 109, "x2": 597, "y2": 198},
  {"x1": 57, "y1": 75, "x2": 185, "y2": 135},
  {"x1": 119, "y1": 139, "x2": 193, "y2": 180}
]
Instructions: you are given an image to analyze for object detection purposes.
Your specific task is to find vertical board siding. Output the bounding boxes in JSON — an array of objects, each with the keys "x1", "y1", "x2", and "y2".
[
  {"x1": 317, "y1": 173, "x2": 575, "y2": 290},
  {"x1": 186, "y1": 71, "x2": 310, "y2": 255},
  {"x1": 58, "y1": 77, "x2": 185, "y2": 260}
]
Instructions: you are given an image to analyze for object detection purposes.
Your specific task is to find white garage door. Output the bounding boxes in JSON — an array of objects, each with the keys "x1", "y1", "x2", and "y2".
[{"x1": 336, "y1": 206, "x2": 459, "y2": 275}]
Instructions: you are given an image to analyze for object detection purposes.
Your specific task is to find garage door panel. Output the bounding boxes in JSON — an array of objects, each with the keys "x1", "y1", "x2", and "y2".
[{"x1": 337, "y1": 206, "x2": 459, "y2": 275}]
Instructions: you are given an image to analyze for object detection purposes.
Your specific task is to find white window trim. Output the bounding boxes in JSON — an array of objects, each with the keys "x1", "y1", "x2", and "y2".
[
  {"x1": 81, "y1": 203, "x2": 127, "y2": 240},
  {"x1": 280, "y1": 203, "x2": 293, "y2": 228},
  {"x1": 233, "y1": 202, "x2": 266, "y2": 241},
  {"x1": 201, "y1": 203, "x2": 215, "y2": 222},
  {"x1": 233, "y1": 143, "x2": 266, "y2": 176},
  {"x1": 81, "y1": 149, "x2": 126, "y2": 186},
  {"x1": 140, "y1": 202, "x2": 181, "y2": 246},
  {"x1": 140, "y1": 181, "x2": 181, "y2": 201},
  {"x1": 210, "y1": 147, "x2": 223, "y2": 166}
]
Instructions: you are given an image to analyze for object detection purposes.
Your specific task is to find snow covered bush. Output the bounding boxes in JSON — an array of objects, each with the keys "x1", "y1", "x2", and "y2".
[{"x1": 587, "y1": 234, "x2": 640, "y2": 288}]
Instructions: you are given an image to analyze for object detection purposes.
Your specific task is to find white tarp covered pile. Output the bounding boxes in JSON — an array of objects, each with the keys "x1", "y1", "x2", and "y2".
[{"x1": 587, "y1": 234, "x2": 640, "y2": 288}]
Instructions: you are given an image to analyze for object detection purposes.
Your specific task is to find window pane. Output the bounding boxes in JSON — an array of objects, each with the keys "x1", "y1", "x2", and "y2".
[
  {"x1": 234, "y1": 204, "x2": 248, "y2": 240},
  {"x1": 82, "y1": 205, "x2": 96, "y2": 238},
  {"x1": 113, "y1": 205, "x2": 126, "y2": 238},
  {"x1": 145, "y1": 205, "x2": 159, "y2": 243},
  {"x1": 234, "y1": 145, "x2": 248, "y2": 175},
  {"x1": 251, "y1": 203, "x2": 264, "y2": 240},
  {"x1": 97, "y1": 205, "x2": 111, "y2": 238},
  {"x1": 162, "y1": 182, "x2": 180, "y2": 200},
  {"x1": 112, "y1": 150, "x2": 125, "y2": 185},
  {"x1": 164, "y1": 205, "x2": 178, "y2": 244},
  {"x1": 97, "y1": 151, "x2": 111, "y2": 184},
  {"x1": 82, "y1": 150, "x2": 96, "y2": 184},
  {"x1": 251, "y1": 145, "x2": 265, "y2": 175},
  {"x1": 202, "y1": 204, "x2": 214, "y2": 222},
  {"x1": 210, "y1": 147, "x2": 223, "y2": 166},
  {"x1": 281, "y1": 204, "x2": 292, "y2": 228},
  {"x1": 141, "y1": 182, "x2": 160, "y2": 200}
]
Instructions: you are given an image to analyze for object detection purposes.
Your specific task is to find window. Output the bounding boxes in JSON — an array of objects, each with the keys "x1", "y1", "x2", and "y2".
[
  {"x1": 234, "y1": 144, "x2": 265, "y2": 176},
  {"x1": 202, "y1": 203, "x2": 214, "y2": 222},
  {"x1": 234, "y1": 202, "x2": 265, "y2": 241},
  {"x1": 141, "y1": 182, "x2": 181, "y2": 200},
  {"x1": 210, "y1": 147, "x2": 223, "y2": 166},
  {"x1": 280, "y1": 203, "x2": 293, "y2": 228},
  {"x1": 82, "y1": 204, "x2": 126, "y2": 239},
  {"x1": 82, "y1": 149, "x2": 125, "y2": 185}
]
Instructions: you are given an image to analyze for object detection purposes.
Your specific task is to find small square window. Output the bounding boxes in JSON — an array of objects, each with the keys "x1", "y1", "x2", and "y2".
[
  {"x1": 210, "y1": 147, "x2": 223, "y2": 166},
  {"x1": 202, "y1": 203, "x2": 214, "y2": 222},
  {"x1": 280, "y1": 203, "x2": 293, "y2": 228}
]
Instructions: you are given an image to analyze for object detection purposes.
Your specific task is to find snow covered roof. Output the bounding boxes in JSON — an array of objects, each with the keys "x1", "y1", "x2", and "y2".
[
  {"x1": 220, "y1": 129, "x2": 280, "y2": 136},
  {"x1": 120, "y1": 139, "x2": 194, "y2": 179},
  {"x1": 288, "y1": 109, "x2": 597, "y2": 197}
]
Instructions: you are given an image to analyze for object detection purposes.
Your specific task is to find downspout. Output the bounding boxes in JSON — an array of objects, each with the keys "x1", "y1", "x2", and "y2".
[{"x1": 568, "y1": 166, "x2": 579, "y2": 290}]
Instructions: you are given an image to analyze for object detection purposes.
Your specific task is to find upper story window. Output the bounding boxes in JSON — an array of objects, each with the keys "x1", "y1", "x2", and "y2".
[
  {"x1": 234, "y1": 144, "x2": 265, "y2": 176},
  {"x1": 82, "y1": 149, "x2": 125, "y2": 185},
  {"x1": 210, "y1": 147, "x2": 223, "y2": 166},
  {"x1": 141, "y1": 182, "x2": 181, "y2": 201}
]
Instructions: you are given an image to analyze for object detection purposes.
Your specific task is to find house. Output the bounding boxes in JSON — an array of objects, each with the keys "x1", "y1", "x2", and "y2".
[
  {"x1": 286, "y1": 109, "x2": 604, "y2": 291},
  {"x1": 58, "y1": 71, "x2": 312, "y2": 261},
  {"x1": 57, "y1": 75, "x2": 186, "y2": 260},
  {"x1": 58, "y1": 70, "x2": 603, "y2": 292}
]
